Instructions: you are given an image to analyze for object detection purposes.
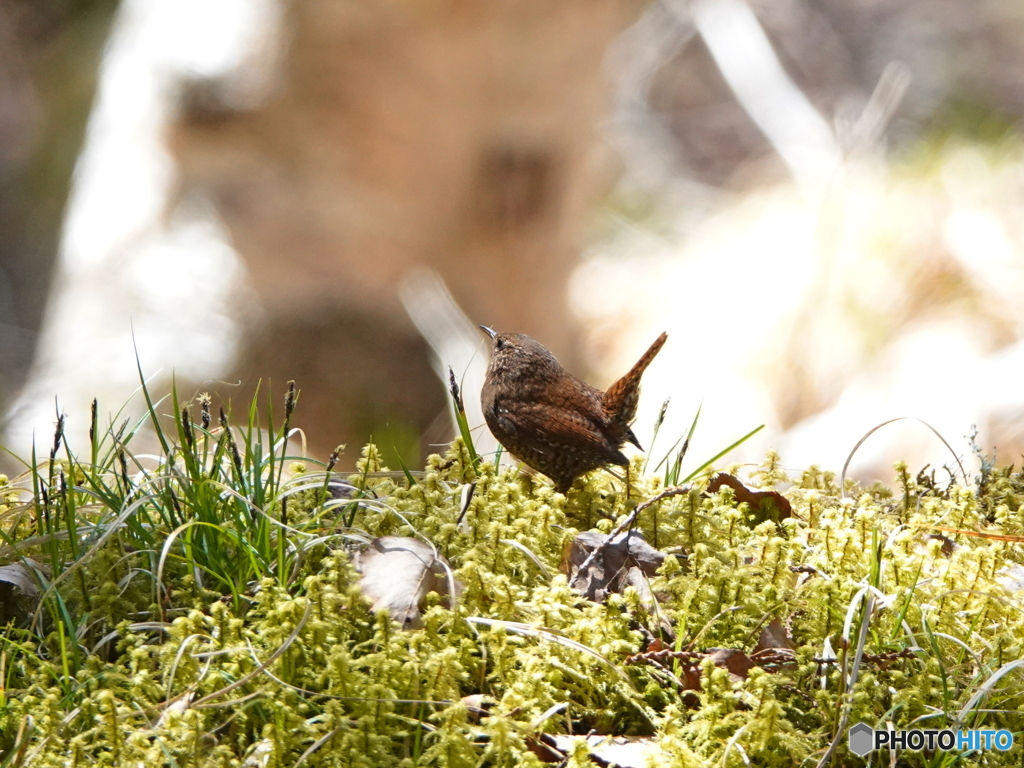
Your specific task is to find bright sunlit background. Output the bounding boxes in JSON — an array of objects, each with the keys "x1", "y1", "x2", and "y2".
[{"x1": 3, "y1": 0, "x2": 1024, "y2": 484}]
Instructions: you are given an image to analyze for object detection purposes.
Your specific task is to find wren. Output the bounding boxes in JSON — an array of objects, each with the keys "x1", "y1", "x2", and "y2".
[{"x1": 480, "y1": 327, "x2": 667, "y2": 494}]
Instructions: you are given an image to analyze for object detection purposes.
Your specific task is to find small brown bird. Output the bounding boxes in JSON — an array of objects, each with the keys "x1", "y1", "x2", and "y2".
[{"x1": 480, "y1": 328, "x2": 667, "y2": 493}]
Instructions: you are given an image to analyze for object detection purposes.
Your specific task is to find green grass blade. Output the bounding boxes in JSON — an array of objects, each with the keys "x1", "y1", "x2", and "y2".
[{"x1": 682, "y1": 423, "x2": 764, "y2": 483}]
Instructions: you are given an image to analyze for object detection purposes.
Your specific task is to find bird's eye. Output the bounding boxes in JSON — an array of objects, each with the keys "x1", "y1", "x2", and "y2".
[{"x1": 495, "y1": 339, "x2": 504, "y2": 350}]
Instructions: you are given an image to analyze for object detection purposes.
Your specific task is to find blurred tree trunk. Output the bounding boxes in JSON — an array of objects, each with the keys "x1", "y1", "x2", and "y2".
[
  {"x1": 171, "y1": 0, "x2": 643, "y2": 461},
  {"x1": 0, "y1": 0, "x2": 118, "y2": 405}
]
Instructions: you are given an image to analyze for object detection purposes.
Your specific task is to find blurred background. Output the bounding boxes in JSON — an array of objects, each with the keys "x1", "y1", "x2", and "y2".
[{"x1": 3, "y1": 0, "x2": 1024, "y2": 484}]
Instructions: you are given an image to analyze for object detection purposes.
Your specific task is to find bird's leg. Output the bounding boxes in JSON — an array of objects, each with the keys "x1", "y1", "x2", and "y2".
[{"x1": 625, "y1": 463, "x2": 641, "y2": 536}]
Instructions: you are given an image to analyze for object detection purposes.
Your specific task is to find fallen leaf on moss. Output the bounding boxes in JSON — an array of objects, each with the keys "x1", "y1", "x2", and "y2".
[
  {"x1": 529, "y1": 733, "x2": 662, "y2": 766},
  {"x1": 625, "y1": 618, "x2": 797, "y2": 689},
  {"x1": 643, "y1": 636, "x2": 670, "y2": 653},
  {"x1": 754, "y1": 617, "x2": 794, "y2": 653},
  {"x1": 706, "y1": 648, "x2": 756, "y2": 681},
  {"x1": 0, "y1": 560, "x2": 43, "y2": 596},
  {"x1": 562, "y1": 530, "x2": 665, "y2": 605},
  {"x1": 353, "y1": 536, "x2": 458, "y2": 628},
  {"x1": 0, "y1": 559, "x2": 45, "y2": 623},
  {"x1": 707, "y1": 472, "x2": 791, "y2": 522},
  {"x1": 460, "y1": 694, "x2": 496, "y2": 723},
  {"x1": 998, "y1": 562, "x2": 1024, "y2": 592},
  {"x1": 526, "y1": 733, "x2": 567, "y2": 763}
]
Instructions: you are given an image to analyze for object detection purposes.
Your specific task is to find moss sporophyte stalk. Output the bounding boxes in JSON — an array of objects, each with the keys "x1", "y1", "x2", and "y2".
[{"x1": 0, "y1": 388, "x2": 1023, "y2": 766}]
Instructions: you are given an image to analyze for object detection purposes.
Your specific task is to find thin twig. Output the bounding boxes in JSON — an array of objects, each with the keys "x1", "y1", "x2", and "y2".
[{"x1": 574, "y1": 485, "x2": 692, "y2": 578}]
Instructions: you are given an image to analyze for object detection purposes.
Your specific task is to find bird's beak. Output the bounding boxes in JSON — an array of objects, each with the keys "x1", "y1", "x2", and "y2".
[{"x1": 479, "y1": 325, "x2": 497, "y2": 340}]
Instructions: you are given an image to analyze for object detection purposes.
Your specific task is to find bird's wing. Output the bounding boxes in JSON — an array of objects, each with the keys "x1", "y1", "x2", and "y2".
[{"x1": 491, "y1": 402, "x2": 629, "y2": 467}]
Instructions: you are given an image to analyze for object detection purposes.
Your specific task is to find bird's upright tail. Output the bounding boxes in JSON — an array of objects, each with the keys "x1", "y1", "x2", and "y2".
[{"x1": 602, "y1": 332, "x2": 668, "y2": 433}]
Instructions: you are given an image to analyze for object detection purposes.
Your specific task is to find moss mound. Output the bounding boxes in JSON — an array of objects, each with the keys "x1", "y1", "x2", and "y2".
[{"x1": 1, "y1": 391, "x2": 1024, "y2": 766}]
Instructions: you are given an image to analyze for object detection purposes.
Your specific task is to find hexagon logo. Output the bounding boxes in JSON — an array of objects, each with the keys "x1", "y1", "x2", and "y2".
[{"x1": 848, "y1": 723, "x2": 874, "y2": 756}]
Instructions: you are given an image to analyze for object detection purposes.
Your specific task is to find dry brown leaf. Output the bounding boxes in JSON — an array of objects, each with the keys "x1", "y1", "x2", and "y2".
[
  {"x1": 0, "y1": 561, "x2": 42, "y2": 596},
  {"x1": 754, "y1": 617, "x2": 794, "y2": 653},
  {"x1": 0, "y1": 559, "x2": 46, "y2": 624},
  {"x1": 547, "y1": 735, "x2": 662, "y2": 767},
  {"x1": 707, "y1": 473, "x2": 791, "y2": 522},
  {"x1": 707, "y1": 648, "x2": 756, "y2": 681},
  {"x1": 999, "y1": 562, "x2": 1024, "y2": 593},
  {"x1": 923, "y1": 533, "x2": 956, "y2": 556},
  {"x1": 353, "y1": 537, "x2": 458, "y2": 629},
  {"x1": 680, "y1": 664, "x2": 702, "y2": 692},
  {"x1": 643, "y1": 636, "x2": 669, "y2": 654},
  {"x1": 562, "y1": 530, "x2": 666, "y2": 604},
  {"x1": 459, "y1": 694, "x2": 496, "y2": 723}
]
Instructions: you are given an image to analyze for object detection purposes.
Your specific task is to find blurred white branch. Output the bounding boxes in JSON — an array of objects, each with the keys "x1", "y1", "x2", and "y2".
[
  {"x1": 398, "y1": 268, "x2": 499, "y2": 458},
  {"x1": 840, "y1": 61, "x2": 912, "y2": 156},
  {"x1": 605, "y1": 0, "x2": 696, "y2": 188},
  {"x1": 687, "y1": 0, "x2": 841, "y2": 191}
]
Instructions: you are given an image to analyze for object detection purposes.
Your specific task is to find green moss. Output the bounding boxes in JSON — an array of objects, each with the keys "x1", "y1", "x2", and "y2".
[{"x1": 2, "y1": 399, "x2": 1024, "y2": 766}]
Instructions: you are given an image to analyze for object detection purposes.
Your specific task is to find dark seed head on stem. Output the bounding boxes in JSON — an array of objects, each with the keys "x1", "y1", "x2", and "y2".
[
  {"x1": 199, "y1": 393, "x2": 211, "y2": 429},
  {"x1": 181, "y1": 407, "x2": 194, "y2": 448},
  {"x1": 327, "y1": 445, "x2": 343, "y2": 473},
  {"x1": 448, "y1": 367, "x2": 465, "y2": 414},
  {"x1": 284, "y1": 380, "x2": 297, "y2": 421}
]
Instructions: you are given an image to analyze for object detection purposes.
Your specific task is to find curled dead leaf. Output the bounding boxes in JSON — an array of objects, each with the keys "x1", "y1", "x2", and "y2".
[
  {"x1": 562, "y1": 530, "x2": 665, "y2": 605},
  {"x1": 707, "y1": 648, "x2": 756, "y2": 681},
  {"x1": 923, "y1": 532, "x2": 956, "y2": 555},
  {"x1": 643, "y1": 636, "x2": 669, "y2": 654},
  {"x1": 0, "y1": 560, "x2": 43, "y2": 596},
  {"x1": 528, "y1": 734, "x2": 663, "y2": 767},
  {"x1": 459, "y1": 694, "x2": 496, "y2": 723},
  {"x1": 0, "y1": 559, "x2": 47, "y2": 624},
  {"x1": 626, "y1": 617, "x2": 798, "y2": 693},
  {"x1": 526, "y1": 733, "x2": 567, "y2": 764},
  {"x1": 707, "y1": 473, "x2": 791, "y2": 523},
  {"x1": 998, "y1": 562, "x2": 1024, "y2": 593},
  {"x1": 754, "y1": 617, "x2": 794, "y2": 653},
  {"x1": 353, "y1": 536, "x2": 459, "y2": 629}
]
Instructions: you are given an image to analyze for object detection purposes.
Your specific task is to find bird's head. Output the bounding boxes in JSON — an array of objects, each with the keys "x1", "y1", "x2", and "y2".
[{"x1": 479, "y1": 326, "x2": 559, "y2": 372}]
